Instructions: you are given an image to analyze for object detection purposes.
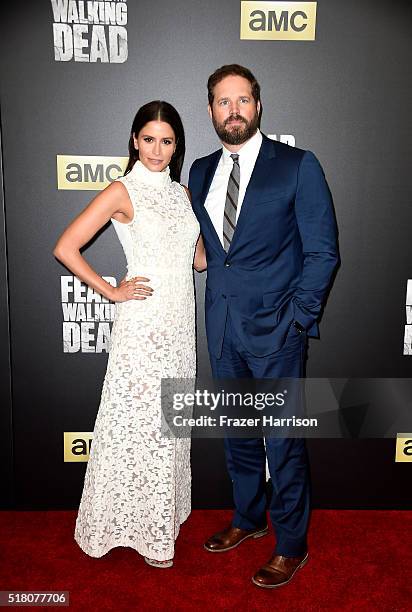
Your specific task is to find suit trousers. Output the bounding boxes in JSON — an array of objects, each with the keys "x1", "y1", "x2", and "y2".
[{"x1": 209, "y1": 311, "x2": 310, "y2": 557}]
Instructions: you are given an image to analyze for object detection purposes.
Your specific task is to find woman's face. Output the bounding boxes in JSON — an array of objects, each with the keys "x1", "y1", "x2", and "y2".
[{"x1": 133, "y1": 120, "x2": 176, "y2": 172}]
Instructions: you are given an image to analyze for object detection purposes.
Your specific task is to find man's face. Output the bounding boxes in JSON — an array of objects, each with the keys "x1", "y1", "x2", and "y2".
[{"x1": 208, "y1": 75, "x2": 260, "y2": 146}]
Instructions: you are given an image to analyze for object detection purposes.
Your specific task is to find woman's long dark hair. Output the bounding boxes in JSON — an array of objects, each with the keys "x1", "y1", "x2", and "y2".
[{"x1": 124, "y1": 100, "x2": 185, "y2": 182}]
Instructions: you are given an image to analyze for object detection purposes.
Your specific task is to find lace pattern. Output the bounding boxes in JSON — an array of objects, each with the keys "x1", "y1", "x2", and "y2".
[{"x1": 74, "y1": 162, "x2": 199, "y2": 560}]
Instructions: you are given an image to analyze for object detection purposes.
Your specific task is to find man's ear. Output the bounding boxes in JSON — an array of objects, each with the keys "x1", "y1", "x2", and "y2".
[
  {"x1": 257, "y1": 100, "x2": 261, "y2": 116},
  {"x1": 207, "y1": 104, "x2": 212, "y2": 120}
]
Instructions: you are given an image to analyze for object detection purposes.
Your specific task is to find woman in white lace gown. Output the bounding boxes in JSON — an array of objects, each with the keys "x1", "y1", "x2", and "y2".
[{"x1": 53, "y1": 101, "x2": 205, "y2": 567}]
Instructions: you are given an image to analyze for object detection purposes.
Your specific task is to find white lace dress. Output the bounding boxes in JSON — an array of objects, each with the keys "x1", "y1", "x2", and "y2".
[{"x1": 74, "y1": 160, "x2": 199, "y2": 561}]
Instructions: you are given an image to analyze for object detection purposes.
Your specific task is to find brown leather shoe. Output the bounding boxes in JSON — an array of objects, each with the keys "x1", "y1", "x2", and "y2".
[
  {"x1": 252, "y1": 552, "x2": 308, "y2": 588},
  {"x1": 204, "y1": 524, "x2": 269, "y2": 552}
]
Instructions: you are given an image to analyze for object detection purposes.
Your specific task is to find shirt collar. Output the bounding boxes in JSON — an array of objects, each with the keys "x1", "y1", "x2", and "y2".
[{"x1": 221, "y1": 129, "x2": 262, "y2": 165}]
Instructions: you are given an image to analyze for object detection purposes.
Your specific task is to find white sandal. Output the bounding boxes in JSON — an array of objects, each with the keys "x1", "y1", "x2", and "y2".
[{"x1": 144, "y1": 556, "x2": 174, "y2": 568}]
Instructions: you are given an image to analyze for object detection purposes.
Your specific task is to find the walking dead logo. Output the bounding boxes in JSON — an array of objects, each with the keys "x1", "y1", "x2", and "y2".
[
  {"x1": 51, "y1": 0, "x2": 128, "y2": 63},
  {"x1": 61, "y1": 275, "x2": 116, "y2": 353}
]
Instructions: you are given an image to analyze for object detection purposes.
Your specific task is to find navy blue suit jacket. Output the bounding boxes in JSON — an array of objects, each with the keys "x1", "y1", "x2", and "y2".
[{"x1": 188, "y1": 134, "x2": 339, "y2": 358}]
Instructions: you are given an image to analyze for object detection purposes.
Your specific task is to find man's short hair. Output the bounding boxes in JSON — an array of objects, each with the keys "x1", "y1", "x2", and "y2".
[{"x1": 207, "y1": 64, "x2": 261, "y2": 106}]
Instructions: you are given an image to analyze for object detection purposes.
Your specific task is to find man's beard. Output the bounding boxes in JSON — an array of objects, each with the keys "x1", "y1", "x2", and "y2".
[{"x1": 212, "y1": 110, "x2": 259, "y2": 146}]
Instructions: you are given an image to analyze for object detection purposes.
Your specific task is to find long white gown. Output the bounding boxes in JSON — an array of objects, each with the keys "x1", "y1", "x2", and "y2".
[{"x1": 74, "y1": 160, "x2": 199, "y2": 561}]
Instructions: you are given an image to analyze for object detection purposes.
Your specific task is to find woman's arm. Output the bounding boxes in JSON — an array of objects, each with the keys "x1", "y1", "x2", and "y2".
[
  {"x1": 194, "y1": 234, "x2": 207, "y2": 272},
  {"x1": 183, "y1": 185, "x2": 207, "y2": 273},
  {"x1": 53, "y1": 181, "x2": 153, "y2": 302}
]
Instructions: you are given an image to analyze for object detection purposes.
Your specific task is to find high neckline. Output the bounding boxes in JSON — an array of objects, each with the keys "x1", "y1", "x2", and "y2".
[{"x1": 128, "y1": 160, "x2": 171, "y2": 188}]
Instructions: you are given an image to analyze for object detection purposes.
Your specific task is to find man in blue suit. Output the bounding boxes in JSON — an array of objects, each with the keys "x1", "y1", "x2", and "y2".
[{"x1": 188, "y1": 65, "x2": 339, "y2": 588}]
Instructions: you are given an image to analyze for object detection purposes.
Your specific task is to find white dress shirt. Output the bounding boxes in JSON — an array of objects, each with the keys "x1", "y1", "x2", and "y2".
[{"x1": 204, "y1": 129, "x2": 263, "y2": 246}]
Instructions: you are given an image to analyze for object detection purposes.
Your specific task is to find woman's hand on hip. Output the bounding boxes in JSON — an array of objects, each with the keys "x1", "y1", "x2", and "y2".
[{"x1": 112, "y1": 276, "x2": 153, "y2": 302}]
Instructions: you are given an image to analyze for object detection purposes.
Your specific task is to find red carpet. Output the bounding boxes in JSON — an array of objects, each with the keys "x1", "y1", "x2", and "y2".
[{"x1": 0, "y1": 509, "x2": 411, "y2": 611}]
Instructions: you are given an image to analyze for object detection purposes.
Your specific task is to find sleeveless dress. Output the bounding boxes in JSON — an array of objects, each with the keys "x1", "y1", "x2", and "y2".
[{"x1": 74, "y1": 160, "x2": 200, "y2": 561}]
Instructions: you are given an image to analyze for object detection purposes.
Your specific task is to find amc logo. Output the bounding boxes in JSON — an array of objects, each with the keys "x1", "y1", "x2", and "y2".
[
  {"x1": 57, "y1": 155, "x2": 128, "y2": 190},
  {"x1": 241, "y1": 1, "x2": 317, "y2": 41},
  {"x1": 64, "y1": 432, "x2": 93, "y2": 462},
  {"x1": 395, "y1": 434, "x2": 412, "y2": 463}
]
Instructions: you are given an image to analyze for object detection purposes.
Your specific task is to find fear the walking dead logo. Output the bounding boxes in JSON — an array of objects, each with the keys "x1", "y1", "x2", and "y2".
[
  {"x1": 51, "y1": 0, "x2": 128, "y2": 63},
  {"x1": 61, "y1": 275, "x2": 116, "y2": 353}
]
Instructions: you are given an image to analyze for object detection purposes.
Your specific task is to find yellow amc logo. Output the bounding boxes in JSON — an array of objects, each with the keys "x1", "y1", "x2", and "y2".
[
  {"x1": 57, "y1": 155, "x2": 128, "y2": 190},
  {"x1": 395, "y1": 434, "x2": 412, "y2": 463},
  {"x1": 241, "y1": 2, "x2": 317, "y2": 41},
  {"x1": 64, "y1": 432, "x2": 93, "y2": 462}
]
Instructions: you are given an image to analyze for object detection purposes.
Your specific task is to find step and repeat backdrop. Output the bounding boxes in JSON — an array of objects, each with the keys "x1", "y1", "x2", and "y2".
[{"x1": 0, "y1": 0, "x2": 411, "y2": 510}]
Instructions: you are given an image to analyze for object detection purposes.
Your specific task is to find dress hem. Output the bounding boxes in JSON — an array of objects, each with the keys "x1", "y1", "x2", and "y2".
[{"x1": 74, "y1": 506, "x2": 191, "y2": 561}]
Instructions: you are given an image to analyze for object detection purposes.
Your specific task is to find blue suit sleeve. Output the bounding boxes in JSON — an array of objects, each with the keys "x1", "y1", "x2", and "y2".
[{"x1": 292, "y1": 151, "x2": 339, "y2": 330}]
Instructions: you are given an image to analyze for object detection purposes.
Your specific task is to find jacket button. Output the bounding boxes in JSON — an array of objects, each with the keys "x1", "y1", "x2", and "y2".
[{"x1": 225, "y1": 262, "x2": 231, "y2": 267}]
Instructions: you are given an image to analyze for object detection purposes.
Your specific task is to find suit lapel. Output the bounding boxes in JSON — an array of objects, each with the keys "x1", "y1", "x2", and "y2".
[
  {"x1": 227, "y1": 136, "x2": 276, "y2": 254},
  {"x1": 197, "y1": 150, "x2": 226, "y2": 253},
  {"x1": 199, "y1": 150, "x2": 221, "y2": 207}
]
